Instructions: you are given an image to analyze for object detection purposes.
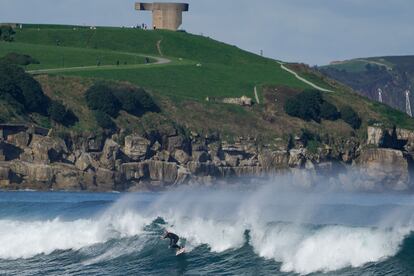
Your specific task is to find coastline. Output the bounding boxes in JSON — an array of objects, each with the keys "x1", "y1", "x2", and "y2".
[{"x1": 1, "y1": 124, "x2": 414, "y2": 193}]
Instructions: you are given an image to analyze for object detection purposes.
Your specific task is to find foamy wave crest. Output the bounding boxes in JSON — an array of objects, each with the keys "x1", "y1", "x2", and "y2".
[
  {"x1": 0, "y1": 210, "x2": 150, "y2": 260},
  {"x1": 161, "y1": 213, "x2": 411, "y2": 275},
  {"x1": 250, "y1": 223, "x2": 411, "y2": 275},
  {"x1": 168, "y1": 216, "x2": 246, "y2": 252}
]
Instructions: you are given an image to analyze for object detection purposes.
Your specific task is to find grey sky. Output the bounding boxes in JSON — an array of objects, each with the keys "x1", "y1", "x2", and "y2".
[{"x1": 0, "y1": 0, "x2": 413, "y2": 65}]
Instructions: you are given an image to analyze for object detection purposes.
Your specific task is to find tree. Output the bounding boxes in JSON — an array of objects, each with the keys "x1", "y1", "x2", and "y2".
[
  {"x1": 19, "y1": 75, "x2": 49, "y2": 114},
  {"x1": 284, "y1": 90, "x2": 324, "y2": 122},
  {"x1": 85, "y1": 83, "x2": 121, "y2": 117},
  {"x1": 48, "y1": 100, "x2": 66, "y2": 123},
  {"x1": 341, "y1": 106, "x2": 362, "y2": 129},
  {"x1": 0, "y1": 62, "x2": 48, "y2": 111},
  {"x1": 113, "y1": 87, "x2": 160, "y2": 116},
  {"x1": 93, "y1": 110, "x2": 117, "y2": 130},
  {"x1": 0, "y1": 26, "x2": 15, "y2": 42},
  {"x1": 320, "y1": 101, "x2": 340, "y2": 120},
  {"x1": 48, "y1": 100, "x2": 78, "y2": 126}
]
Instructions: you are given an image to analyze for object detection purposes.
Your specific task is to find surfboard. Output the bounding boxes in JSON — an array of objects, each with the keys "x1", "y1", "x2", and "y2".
[{"x1": 176, "y1": 248, "x2": 186, "y2": 256}]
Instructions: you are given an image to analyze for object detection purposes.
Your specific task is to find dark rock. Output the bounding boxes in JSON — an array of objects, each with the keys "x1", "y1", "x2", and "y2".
[
  {"x1": 124, "y1": 135, "x2": 151, "y2": 161},
  {"x1": 53, "y1": 164, "x2": 81, "y2": 190},
  {"x1": 187, "y1": 161, "x2": 220, "y2": 177},
  {"x1": 121, "y1": 162, "x2": 149, "y2": 181},
  {"x1": 167, "y1": 135, "x2": 190, "y2": 154},
  {"x1": 147, "y1": 160, "x2": 178, "y2": 184},
  {"x1": 192, "y1": 151, "x2": 210, "y2": 163},
  {"x1": 100, "y1": 139, "x2": 121, "y2": 170},
  {"x1": 80, "y1": 170, "x2": 96, "y2": 190},
  {"x1": 258, "y1": 150, "x2": 289, "y2": 171},
  {"x1": 172, "y1": 150, "x2": 190, "y2": 165},
  {"x1": 75, "y1": 153, "x2": 94, "y2": 171},
  {"x1": 30, "y1": 135, "x2": 68, "y2": 164},
  {"x1": 7, "y1": 131, "x2": 30, "y2": 148},
  {"x1": 355, "y1": 148, "x2": 412, "y2": 191},
  {"x1": 154, "y1": 150, "x2": 171, "y2": 162},
  {"x1": 96, "y1": 168, "x2": 116, "y2": 191}
]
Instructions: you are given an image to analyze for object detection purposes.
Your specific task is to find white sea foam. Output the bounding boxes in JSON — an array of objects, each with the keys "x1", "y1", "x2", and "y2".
[
  {"x1": 250, "y1": 223, "x2": 410, "y2": 275},
  {"x1": 162, "y1": 213, "x2": 411, "y2": 275},
  {"x1": 1, "y1": 177, "x2": 414, "y2": 275},
  {"x1": 147, "y1": 182, "x2": 414, "y2": 275},
  {"x1": 167, "y1": 216, "x2": 246, "y2": 252},
  {"x1": 0, "y1": 209, "x2": 150, "y2": 260}
]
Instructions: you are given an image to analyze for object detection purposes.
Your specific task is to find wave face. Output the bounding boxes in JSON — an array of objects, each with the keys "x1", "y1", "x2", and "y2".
[{"x1": 1, "y1": 182, "x2": 414, "y2": 276}]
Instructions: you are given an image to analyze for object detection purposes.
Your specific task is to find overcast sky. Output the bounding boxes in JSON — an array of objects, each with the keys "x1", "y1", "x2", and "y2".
[{"x1": 1, "y1": 0, "x2": 413, "y2": 65}]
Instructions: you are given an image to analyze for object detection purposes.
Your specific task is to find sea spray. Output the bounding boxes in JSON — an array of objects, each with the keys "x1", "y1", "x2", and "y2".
[{"x1": 0, "y1": 174, "x2": 413, "y2": 275}]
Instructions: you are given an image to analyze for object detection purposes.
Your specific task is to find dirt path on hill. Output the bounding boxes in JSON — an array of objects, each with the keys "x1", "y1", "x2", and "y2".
[
  {"x1": 156, "y1": 40, "x2": 164, "y2": 56},
  {"x1": 28, "y1": 54, "x2": 171, "y2": 75},
  {"x1": 254, "y1": 86, "x2": 260, "y2": 104},
  {"x1": 278, "y1": 62, "x2": 334, "y2": 92}
]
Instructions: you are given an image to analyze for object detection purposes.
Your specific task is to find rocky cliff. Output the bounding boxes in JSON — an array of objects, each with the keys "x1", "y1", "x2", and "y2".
[{"x1": 0, "y1": 124, "x2": 413, "y2": 192}]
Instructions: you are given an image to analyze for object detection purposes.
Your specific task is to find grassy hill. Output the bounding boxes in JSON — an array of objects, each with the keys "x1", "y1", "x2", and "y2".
[
  {"x1": 1, "y1": 24, "x2": 414, "y2": 142},
  {"x1": 8, "y1": 24, "x2": 308, "y2": 101}
]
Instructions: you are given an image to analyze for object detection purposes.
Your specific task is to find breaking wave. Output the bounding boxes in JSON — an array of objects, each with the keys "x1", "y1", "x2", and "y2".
[{"x1": 1, "y1": 180, "x2": 414, "y2": 275}]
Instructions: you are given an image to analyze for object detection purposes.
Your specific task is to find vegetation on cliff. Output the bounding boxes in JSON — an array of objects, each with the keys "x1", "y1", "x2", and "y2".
[
  {"x1": 0, "y1": 24, "x2": 412, "y2": 144},
  {"x1": 319, "y1": 56, "x2": 414, "y2": 114}
]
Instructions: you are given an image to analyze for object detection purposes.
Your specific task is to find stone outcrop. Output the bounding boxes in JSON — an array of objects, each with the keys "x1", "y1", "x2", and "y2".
[
  {"x1": 0, "y1": 124, "x2": 413, "y2": 192},
  {"x1": 100, "y1": 139, "x2": 121, "y2": 170},
  {"x1": 356, "y1": 148, "x2": 413, "y2": 191},
  {"x1": 124, "y1": 135, "x2": 150, "y2": 161},
  {"x1": 367, "y1": 126, "x2": 384, "y2": 146}
]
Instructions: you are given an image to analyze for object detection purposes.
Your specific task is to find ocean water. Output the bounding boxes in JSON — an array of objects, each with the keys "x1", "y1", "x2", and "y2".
[{"x1": 0, "y1": 182, "x2": 414, "y2": 275}]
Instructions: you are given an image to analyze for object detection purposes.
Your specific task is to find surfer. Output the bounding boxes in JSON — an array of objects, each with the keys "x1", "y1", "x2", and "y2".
[{"x1": 162, "y1": 230, "x2": 182, "y2": 250}]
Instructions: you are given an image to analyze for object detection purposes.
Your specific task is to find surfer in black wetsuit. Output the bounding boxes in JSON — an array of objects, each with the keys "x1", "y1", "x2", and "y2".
[{"x1": 162, "y1": 230, "x2": 182, "y2": 250}]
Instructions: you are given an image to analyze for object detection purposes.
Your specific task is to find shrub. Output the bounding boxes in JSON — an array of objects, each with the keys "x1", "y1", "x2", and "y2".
[
  {"x1": 0, "y1": 26, "x2": 15, "y2": 42},
  {"x1": 94, "y1": 110, "x2": 117, "y2": 130},
  {"x1": 284, "y1": 90, "x2": 324, "y2": 122},
  {"x1": 0, "y1": 53, "x2": 39, "y2": 66},
  {"x1": 341, "y1": 106, "x2": 361, "y2": 129},
  {"x1": 85, "y1": 83, "x2": 121, "y2": 117},
  {"x1": 113, "y1": 87, "x2": 160, "y2": 116},
  {"x1": 320, "y1": 101, "x2": 340, "y2": 120},
  {"x1": 19, "y1": 75, "x2": 49, "y2": 114},
  {"x1": 48, "y1": 100, "x2": 66, "y2": 123},
  {"x1": 48, "y1": 100, "x2": 78, "y2": 126},
  {"x1": 0, "y1": 62, "x2": 48, "y2": 114},
  {"x1": 0, "y1": 62, "x2": 25, "y2": 101}
]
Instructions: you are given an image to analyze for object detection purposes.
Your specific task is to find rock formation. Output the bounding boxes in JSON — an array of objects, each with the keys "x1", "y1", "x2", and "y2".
[{"x1": 0, "y1": 125, "x2": 413, "y2": 192}]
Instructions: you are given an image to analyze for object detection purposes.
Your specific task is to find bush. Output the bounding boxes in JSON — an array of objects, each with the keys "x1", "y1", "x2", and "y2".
[
  {"x1": 94, "y1": 110, "x2": 117, "y2": 130},
  {"x1": 0, "y1": 62, "x2": 48, "y2": 114},
  {"x1": 284, "y1": 90, "x2": 324, "y2": 122},
  {"x1": 48, "y1": 100, "x2": 78, "y2": 126},
  {"x1": 85, "y1": 83, "x2": 121, "y2": 117},
  {"x1": 113, "y1": 87, "x2": 160, "y2": 116},
  {"x1": 320, "y1": 101, "x2": 340, "y2": 120},
  {"x1": 341, "y1": 106, "x2": 361, "y2": 129},
  {"x1": 0, "y1": 53, "x2": 39, "y2": 66},
  {"x1": 0, "y1": 26, "x2": 15, "y2": 42},
  {"x1": 19, "y1": 75, "x2": 49, "y2": 114}
]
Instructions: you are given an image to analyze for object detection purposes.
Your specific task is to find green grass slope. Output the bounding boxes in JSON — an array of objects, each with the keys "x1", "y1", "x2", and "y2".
[
  {"x1": 7, "y1": 24, "x2": 308, "y2": 101},
  {"x1": 1, "y1": 24, "x2": 413, "y2": 140},
  {"x1": 0, "y1": 42, "x2": 148, "y2": 70}
]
